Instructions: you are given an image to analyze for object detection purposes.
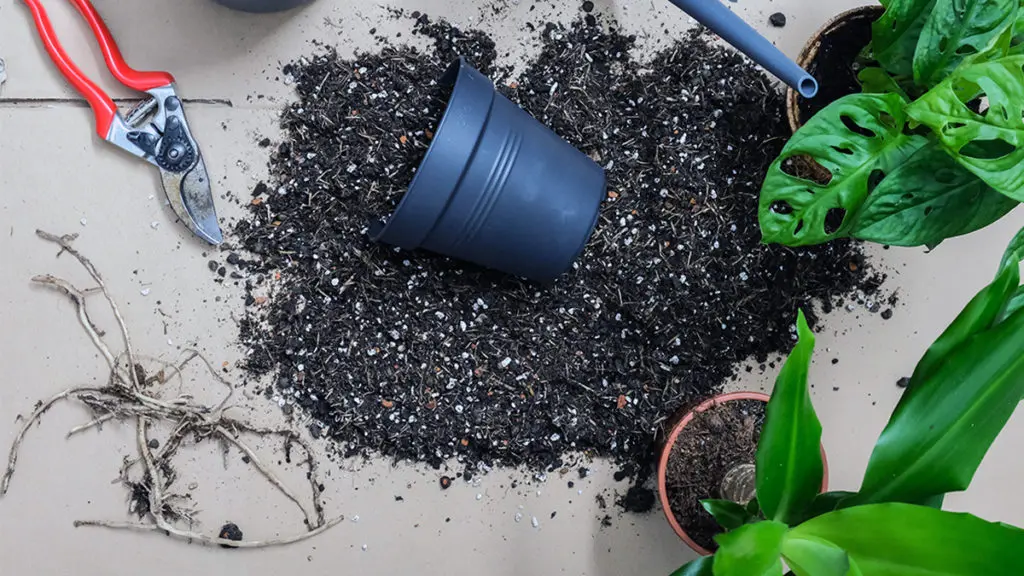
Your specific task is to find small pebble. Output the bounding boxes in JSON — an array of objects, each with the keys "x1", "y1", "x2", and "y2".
[
  {"x1": 362, "y1": 544, "x2": 368, "y2": 551},
  {"x1": 897, "y1": 377, "x2": 911, "y2": 388},
  {"x1": 881, "y1": 308, "x2": 894, "y2": 320},
  {"x1": 769, "y1": 12, "x2": 787, "y2": 27},
  {"x1": 476, "y1": 493, "x2": 483, "y2": 501},
  {"x1": 218, "y1": 523, "x2": 243, "y2": 548},
  {"x1": 531, "y1": 516, "x2": 539, "y2": 528},
  {"x1": 515, "y1": 512, "x2": 523, "y2": 523}
]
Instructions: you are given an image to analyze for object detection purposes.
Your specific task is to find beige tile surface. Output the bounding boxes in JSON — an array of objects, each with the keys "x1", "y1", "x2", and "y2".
[{"x1": 1, "y1": 0, "x2": 1023, "y2": 574}]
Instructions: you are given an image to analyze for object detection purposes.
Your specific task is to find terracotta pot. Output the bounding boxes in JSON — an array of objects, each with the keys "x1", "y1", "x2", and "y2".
[
  {"x1": 786, "y1": 5, "x2": 886, "y2": 134},
  {"x1": 657, "y1": 391, "x2": 830, "y2": 556}
]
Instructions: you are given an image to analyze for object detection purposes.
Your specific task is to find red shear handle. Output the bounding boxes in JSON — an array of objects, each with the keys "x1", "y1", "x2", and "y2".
[
  {"x1": 22, "y1": 0, "x2": 117, "y2": 138},
  {"x1": 69, "y1": 0, "x2": 175, "y2": 92}
]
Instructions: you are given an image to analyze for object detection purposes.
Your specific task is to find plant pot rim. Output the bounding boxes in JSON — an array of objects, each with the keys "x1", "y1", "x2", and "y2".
[
  {"x1": 657, "y1": 391, "x2": 830, "y2": 556},
  {"x1": 786, "y1": 4, "x2": 886, "y2": 134}
]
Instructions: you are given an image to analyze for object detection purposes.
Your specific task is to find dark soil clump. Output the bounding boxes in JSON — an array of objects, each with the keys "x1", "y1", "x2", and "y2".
[
  {"x1": 665, "y1": 399, "x2": 764, "y2": 551},
  {"x1": 231, "y1": 16, "x2": 881, "y2": 476}
]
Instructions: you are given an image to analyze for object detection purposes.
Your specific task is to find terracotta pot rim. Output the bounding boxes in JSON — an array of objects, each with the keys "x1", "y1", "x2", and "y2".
[
  {"x1": 657, "y1": 391, "x2": 830, "y2": 556},
  {"x1": 786, "y1": 4, "x2": 887, "y2": 134}
]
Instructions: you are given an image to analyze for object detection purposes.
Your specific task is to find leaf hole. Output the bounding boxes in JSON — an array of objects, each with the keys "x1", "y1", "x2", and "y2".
[
  {"x1": 924, "y1": 206, "x2": 934, "y2": 216},
  {"x1": 781, "y1": 156, "x2": 833, "y2": 185},
  {"x1": 942, "y1": 121, "x2": 967, "y2": 133},
  {"x1": 867, "y1": 169, "x2": 887, "y2": 193},
  {"x1": 824, "y1": 207, "x2": 847, "y2": 235},
  {"x1": 770, "y1": 200, "x2": 794, "y2": 215},
  {"x1": 960, "y1": 138, "x2": 1016, "y2": 160},
  {"x1": 794, "y1": 220, "x2": 805, "y2": 235},
  {"x1": 830, "y1": 145, "x2": 855, "y2": 155},
  {"x1": 955, "y1": 44, "x2": 978, "y2": 56},
  {"x1": 938, "y1": 36, "x2": 949, "y2": 53},
  {"x1": 902, "y1": 193, "x2": 914, "y2": 200},
  {"x1": 840, "y1": 114, "x2": 876, "y2": 138}
]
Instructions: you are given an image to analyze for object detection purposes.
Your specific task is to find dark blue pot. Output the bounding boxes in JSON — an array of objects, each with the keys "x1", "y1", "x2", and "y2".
[
  {"x1": 212, "y1": 0, "x2": 313, "y2": 12},
  {"x1": 371, "y1": 58, "x2": 606, "y2": 282}
]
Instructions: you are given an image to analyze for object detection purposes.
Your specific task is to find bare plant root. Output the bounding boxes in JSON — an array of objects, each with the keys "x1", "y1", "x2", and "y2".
[{"x1": 1, "y1": 230, "x2": 341, "y2": 548}]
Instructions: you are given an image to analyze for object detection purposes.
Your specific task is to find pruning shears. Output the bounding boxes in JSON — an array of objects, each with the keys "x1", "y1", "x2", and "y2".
[{"x1": 22, "y1": 0, "x2": 222, "y2": 245}]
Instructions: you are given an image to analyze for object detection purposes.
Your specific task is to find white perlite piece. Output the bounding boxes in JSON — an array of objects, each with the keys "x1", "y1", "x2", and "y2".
[{"x1": 531, "y1": 516, "x2": 539, "y2": 528}]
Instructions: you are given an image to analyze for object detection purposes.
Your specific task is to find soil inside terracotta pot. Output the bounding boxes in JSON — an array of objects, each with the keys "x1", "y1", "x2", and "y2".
[
  {"x1": 799, "y1": 13, "x2": 877, "y2": 124},
  {"x1": 665, "y1": 399, "x2": 765, "y2": 551}
]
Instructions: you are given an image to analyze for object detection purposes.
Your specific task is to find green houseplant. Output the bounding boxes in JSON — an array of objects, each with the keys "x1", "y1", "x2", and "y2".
[
  {"x1": 671, "y1": 226, "x2": 1024, "y2": 575},
  {"x1": 759, "y1": 0, "x2": 1024, "y2": 248}
]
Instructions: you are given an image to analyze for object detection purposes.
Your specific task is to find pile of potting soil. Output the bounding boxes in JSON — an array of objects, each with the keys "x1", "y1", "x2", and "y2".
[{"x1": 229, "y1": 15, "x2": 883, "y2": 476}]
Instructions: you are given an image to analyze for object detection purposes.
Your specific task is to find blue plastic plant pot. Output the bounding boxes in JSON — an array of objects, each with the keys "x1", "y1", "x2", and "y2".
[
  {"x1": 370, "y1": 58, "x2": 606, "y2": 282},
  {"x1": 212, "y1": 0, "x2": 314, "y2": 12}
]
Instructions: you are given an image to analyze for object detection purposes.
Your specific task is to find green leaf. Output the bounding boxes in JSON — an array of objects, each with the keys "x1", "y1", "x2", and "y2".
[
  {"x1": 790, "y1": 503, "x2": 1024, "y2": 574},
  {"x1": 759, "y1": 93, "x2": 925, "y2": 246},
  {"x1": 755, "y1": 311, "x2": 822, "y2": 525},
  {"x1": 799, "y1": 491, "x2": 857, "y2": 523},
  {"x1": 909, "y1": 261, "x2": 1019, "y2": 385},
  {"x1": 1012, "y1": 1, "x2": 1024, "y2": 51},
  {"x1": 854, "y1": 303, "x2": 1024, "y2": 506},
  {"x1": 746, "y1": 496, "x2": 761, "y2": 518},
  {"x1": 1003, "y1": 286, "x2": 1024, "y2": 319},
  {"x1": 874, "y1": 0, "x2": 939, "y2": 76},
  {"x1": 701, "y1": 499, "x2": 752, "y2": 531},
  {"x1": 998, "y1": 224, "x2": 1024, "y2": 271},
  {"x1": 913, "y1": 0, "x2": 1018, "y2": 87},
  {"x1": 713, "y1": 521, "x2": 788, "y2": 576},
  {"x1": 857, "y1": 67, "x2": 911, "y2": 101},
  {"x1": 669, "y1": 556, "x2": 714, "y2": 576},
  {"x1": 781, "y1": 534, "x2": 850, "y2": 576},
  {"x1": 849, "y1": 142, "x2": 1018, "y2": 247},
  {"x1": 907, "y1": 55, "x2": 1024, "y2": 200}
]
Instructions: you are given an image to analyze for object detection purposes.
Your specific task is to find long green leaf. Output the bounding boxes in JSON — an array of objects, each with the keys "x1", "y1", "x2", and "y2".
[
  {"x1": 849, "y1": 141, "x2": 1018, "y2": 247},
  {"x1": 701, "y1": 499, "x2": 751, "y2": 531},
  {"x1": 1003, "y1": 286, "x2": 1024, "y2": 319},
  {"x1": 799, "y1": 491, "x2": 857, "y2": 523},
  {"x1": 913, "y1": 0, "x2": 1018, "y2": 87},
  {"x1": 781, "y1": 534, "x2": 850, "y2": 576},
  {"x1": 858, "y1": 67, "x2": 911, "y2": 101},
  {"x1": 874, "y1": 0, "x2": 939, "y2": 76},
  {"x1": 999, "y1": 224, "x2": 1024, "y2": 271},
  {"x1": 759, "y1": 94, "x2": 925, "y2": 246},
  {"x1": 669, "y1": 556, "x2": 714, "y2": 576},
  {"x1": 790, "y1": 503, "x2": 1024, "y2": 574},
  {"x1": 755, "y1": 311, "x2": 822, "y2": 525},
  {"x1": 908, "y1": 55, "x2": 1024, "y2": 200},
  {"x1": 909, "y1": 259, "x2": 1019, "y2": 385},
  {"x1": 713, "y1": 521, "x2": 788, "y2": 576},
  {"x1": 854, "y1": 304, "x2": 1024, "y2": 506}
]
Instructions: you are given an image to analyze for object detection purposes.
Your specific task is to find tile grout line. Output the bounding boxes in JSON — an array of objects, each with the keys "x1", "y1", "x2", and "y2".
[{"x1": 0, "y1": 97, "x2": 234, "y2": 108}]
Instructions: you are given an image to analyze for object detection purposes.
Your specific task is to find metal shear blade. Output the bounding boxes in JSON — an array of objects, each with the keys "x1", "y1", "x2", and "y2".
[{"x1": 161, "y1": 154, "x2": 222, "y2": 245}]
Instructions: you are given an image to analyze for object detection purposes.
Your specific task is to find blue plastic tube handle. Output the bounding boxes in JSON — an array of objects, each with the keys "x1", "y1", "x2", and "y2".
[{"x1": 667, "y1": 0, "x2": 818, "y2": 98}]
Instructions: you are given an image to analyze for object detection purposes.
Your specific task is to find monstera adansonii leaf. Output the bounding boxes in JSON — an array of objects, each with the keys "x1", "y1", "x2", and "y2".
[
  {"x1": 759, "y1": 93, "x2": 926, "y2": 246},
  {"x1": 909, "y1": 55, "x2": 1024, "y2": 200}
]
